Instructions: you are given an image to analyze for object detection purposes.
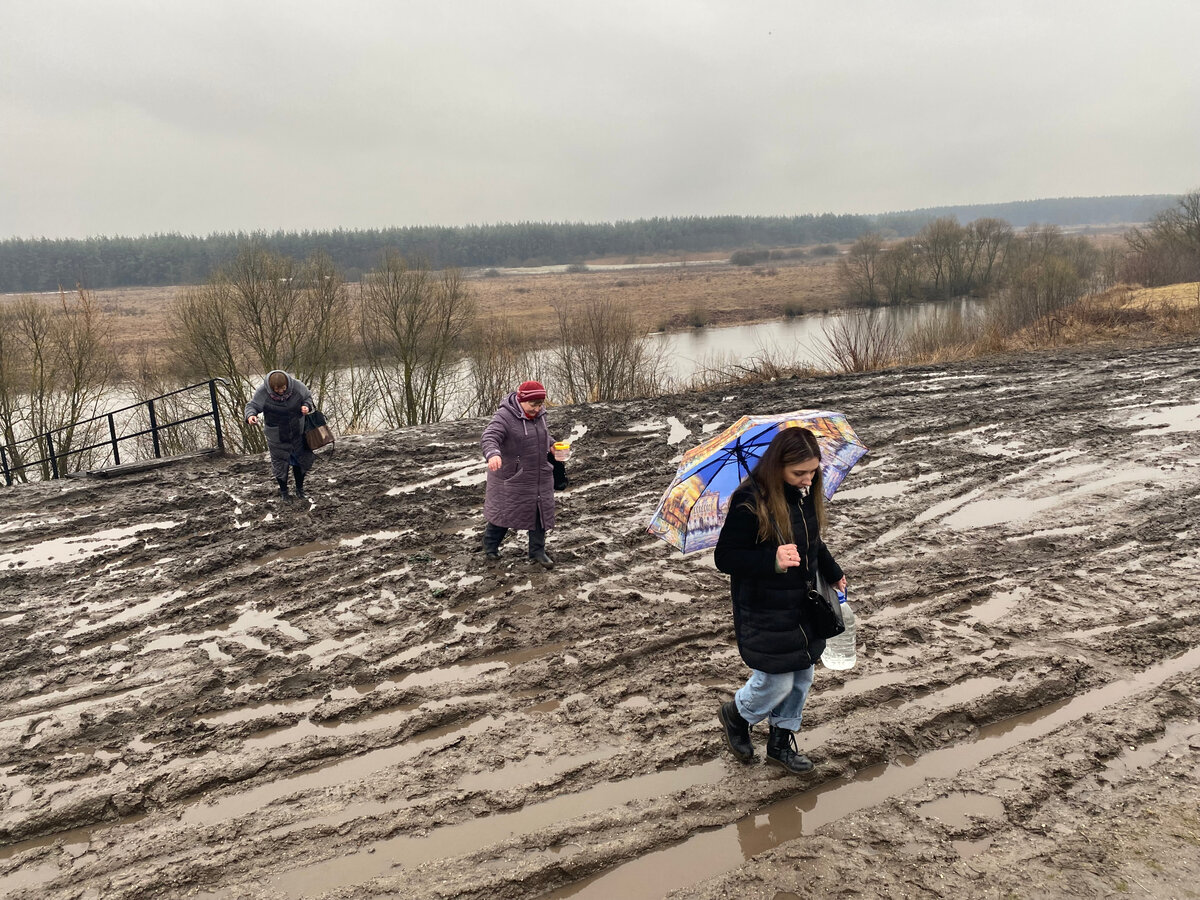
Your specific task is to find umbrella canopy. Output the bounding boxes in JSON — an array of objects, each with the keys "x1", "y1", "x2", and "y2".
[{"x1": 647, "y1": 410, "x2": 868, "y2": 554}]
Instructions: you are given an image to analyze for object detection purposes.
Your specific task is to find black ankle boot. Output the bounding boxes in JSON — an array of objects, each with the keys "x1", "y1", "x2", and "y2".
[
  {"x1": 277, "y1": 477, "x2": 292, "y2": 501},
  {"x1": 718, "y1": 701, "x2": 754, "y2": 762},
  {"x1": 292, "y1": 465, "x2": 306, "y2": 498},
  {"x1": 766, "y1": 725, "x2": 813, "y2": 774}
]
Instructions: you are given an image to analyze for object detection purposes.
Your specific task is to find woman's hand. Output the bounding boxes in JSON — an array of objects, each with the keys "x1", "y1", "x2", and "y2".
[
  {"x1": 488, "y1": 455, "x2": 503, "y2": 472},
  {"x1": 834, "y1": 576, "x2": 847, "y2": 591},
  {"x1": 775, "y1": 543, "x2": 801, "y2": 569},
  {"x1": 300, "y1": 405, "x2": 310, "y2": 415},
  {"x1": 247, "y1": 414, "x2": 258, "y2": 425}
]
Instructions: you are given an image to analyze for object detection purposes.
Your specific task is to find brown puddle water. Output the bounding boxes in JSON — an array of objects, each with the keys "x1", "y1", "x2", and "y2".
[
  {"x1": 181, "y1": 713, "x2": 503, "y2": 826},
  {"x1": 251, "y1": 540, "x2": 340, "y2": 566},
  {"x1": 962, "y1": 587, "x2": 1026, "y2": 625},
  {"x1": 1101, "y1": 717, "x2": 1200, "y2": 780},
  {"x1": 915, "y1": 791, "x2": 1006, "y2": 828},
  {"x1": 0, "y1": 812, "x2": 147, "y2": 866},
  {"x1": 0, "y1": 683, "x2": 158, "y2": 733},
  {"x1": 0, "y1": 863, "x2": 61, "y2": 897},
  {"x1": 242, "y1": 695, "x2": 490, "y2": 751},
  {"x1": 0, "y1": 714, "x2": 481, "y2": 877},
  {"x1": 952, "y1": 836, "x2": 994, "y2": 858},
  {"x1": 257, "y1": 759, "x2": 730, "y2": 898},
  {"x1": 541, "y1": 644, "x2": 1200, "y2": 900}
]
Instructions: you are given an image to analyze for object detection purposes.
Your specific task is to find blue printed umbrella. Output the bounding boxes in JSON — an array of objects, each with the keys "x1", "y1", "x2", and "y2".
[{"x1": 647, "y1": 410, "x2": 867, "y2": 553}]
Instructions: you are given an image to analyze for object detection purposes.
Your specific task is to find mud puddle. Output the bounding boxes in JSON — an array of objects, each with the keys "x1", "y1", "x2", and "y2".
[{"x1": 544, "y1": 644, "x2": 1200, "y2": 899}]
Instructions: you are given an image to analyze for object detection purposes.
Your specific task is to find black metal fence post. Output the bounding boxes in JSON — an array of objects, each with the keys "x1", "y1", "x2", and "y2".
[
  {"x1": 147, "y1": 400, "x2": 162, "y2": 458},
  {"x1": 209, "y1": 379, "x2": 225, "y2": 455},
  {"x1": 45, "y1": 433, "x2": 60, "y2": 480},
  {"x1": 108, "y1": 413, "x2": 121, "y2": 466}
]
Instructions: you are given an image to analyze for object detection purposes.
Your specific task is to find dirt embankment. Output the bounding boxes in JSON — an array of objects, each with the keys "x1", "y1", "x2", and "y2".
[{"x1": 1, "y1": 341, "x2": 1199, "y2": 899}]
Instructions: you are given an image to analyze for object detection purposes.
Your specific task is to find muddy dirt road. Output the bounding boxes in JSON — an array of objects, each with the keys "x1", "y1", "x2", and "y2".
[{"x1": 2, "y1": 342, "x2": 1199, "y2": 899}]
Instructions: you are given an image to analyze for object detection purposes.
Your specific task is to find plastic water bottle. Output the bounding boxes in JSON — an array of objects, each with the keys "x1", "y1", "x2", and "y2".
[{"x1": 821, "y1": 590, "x2": 857, "y2": 670}]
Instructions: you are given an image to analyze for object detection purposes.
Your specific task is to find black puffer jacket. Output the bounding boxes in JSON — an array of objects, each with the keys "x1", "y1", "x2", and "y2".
[{"x1": 714, "y1": 481, "x2": 843, "y2": 673}]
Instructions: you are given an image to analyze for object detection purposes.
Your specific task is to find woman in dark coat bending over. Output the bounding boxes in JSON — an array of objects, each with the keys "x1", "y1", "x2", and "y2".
[
  {"x1": 244, "y1": 370, "x2": 315, "y2": 502},
  {"x1": 481, "y1": 380, "x2": 560, "y2": 568},
  {"x1": 714, "y1": 426, "x2": 847, "y2": 774}
]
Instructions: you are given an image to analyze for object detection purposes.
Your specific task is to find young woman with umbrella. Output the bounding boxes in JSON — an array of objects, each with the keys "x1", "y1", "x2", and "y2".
[{"x1": 714, "y1": 426, "x2": 847, "y2": 774}]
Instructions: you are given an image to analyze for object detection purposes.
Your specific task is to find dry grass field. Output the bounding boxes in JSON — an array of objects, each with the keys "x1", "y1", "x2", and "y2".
[{"x1": 471, "y1": 257, "x2": 843, "y2": 337}]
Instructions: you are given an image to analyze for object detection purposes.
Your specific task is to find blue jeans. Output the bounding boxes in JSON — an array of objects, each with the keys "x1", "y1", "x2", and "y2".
[{"x1": 734, "y1": 666, "x2": 814, "y2": 732}]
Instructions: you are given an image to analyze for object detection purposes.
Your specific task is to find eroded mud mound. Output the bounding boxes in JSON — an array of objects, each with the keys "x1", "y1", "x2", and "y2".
[{"x1": 1, "y1": 342, "x2": 1199, "y2": 900}]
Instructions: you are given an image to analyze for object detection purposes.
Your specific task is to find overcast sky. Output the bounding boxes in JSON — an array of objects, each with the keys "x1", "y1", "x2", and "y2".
[{"x1": 2, "y1": 0, "x2": 1197, "y2": 239}]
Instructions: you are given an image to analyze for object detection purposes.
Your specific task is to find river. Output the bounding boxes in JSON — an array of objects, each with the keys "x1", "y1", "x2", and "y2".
[{"x1": 648, "y1": 297, "x2": 985, "y2": 383}]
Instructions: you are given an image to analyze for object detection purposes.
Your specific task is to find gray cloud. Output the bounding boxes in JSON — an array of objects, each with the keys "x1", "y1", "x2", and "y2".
[{"x1": 2, "y1": 0, "x2": 1197, "y2": 237}]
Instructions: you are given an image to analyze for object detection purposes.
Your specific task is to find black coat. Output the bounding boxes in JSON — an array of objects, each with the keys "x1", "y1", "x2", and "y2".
[{"x1": 714, "y1": 481, "x2": 844, "y2": 674}]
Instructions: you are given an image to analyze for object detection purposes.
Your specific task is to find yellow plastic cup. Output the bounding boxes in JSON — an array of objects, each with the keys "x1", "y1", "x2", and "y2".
[{"x1": 552, "y1": 441, "x2": 571, "y2": 462}]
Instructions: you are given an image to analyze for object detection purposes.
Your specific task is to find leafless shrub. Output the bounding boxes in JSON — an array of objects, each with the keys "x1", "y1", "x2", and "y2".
[
  {"x1": 901, "y1": 304, "x2": 984, "y2": 364},
  {"x1": 548, "y1": 296, "x2": 670, "y2": 403},
  {"x1": 820, "y1": 310, "x2": 903, "y2": 373},
  {"x1": 688, "y1": 343, "x2": 817, "y2": 390}
]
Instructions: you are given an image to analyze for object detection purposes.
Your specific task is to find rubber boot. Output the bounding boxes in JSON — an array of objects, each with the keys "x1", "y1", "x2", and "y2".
[
  {"x1": 766, "y1": 725, "x2": 813, "y2": 774},
  {"x1": 293, "y1": 465, "x2": 307, "y2": 499},
  {"x1": 528, "y1": 528, "x2": 553, "y2": 568},
  {"x1": 277, "y1": 477, "x2": 292, "y2": 502},
  {"x1": 718, "y1": 701, "x2": 754, "y2": 762},
  {"x1": 482, "y1": 523, "x2": 506, "y2": 561}
]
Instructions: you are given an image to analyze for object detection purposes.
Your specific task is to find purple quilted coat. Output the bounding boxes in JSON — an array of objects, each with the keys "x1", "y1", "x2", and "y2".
[{"x1": 482, "y1": 392, "x2": 556, "y2": 530}]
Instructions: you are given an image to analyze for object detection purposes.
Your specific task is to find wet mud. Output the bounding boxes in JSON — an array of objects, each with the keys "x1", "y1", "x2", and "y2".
[{"x1": 2, "y1": 342, "x2": 1199, "y2": 899}]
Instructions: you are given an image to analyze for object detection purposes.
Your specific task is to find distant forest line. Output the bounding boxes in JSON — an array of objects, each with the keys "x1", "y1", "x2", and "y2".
[{"x1": 0, "y1": 194, "x2": 1178, "y2": 293}]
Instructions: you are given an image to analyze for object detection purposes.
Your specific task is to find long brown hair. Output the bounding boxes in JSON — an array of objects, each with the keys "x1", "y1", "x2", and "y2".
[{"x1": 746, "y1": 426, "x2": 825, "y2": 544}]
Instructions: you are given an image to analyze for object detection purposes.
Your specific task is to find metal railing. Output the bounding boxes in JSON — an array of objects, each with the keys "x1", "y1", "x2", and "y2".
[{"x1": 0, "y1": 378, "x2": 228, "y2": 486}]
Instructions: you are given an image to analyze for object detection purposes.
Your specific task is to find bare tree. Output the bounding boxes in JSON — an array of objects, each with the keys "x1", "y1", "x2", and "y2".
[
  {"x1": 0, "y1": 289, "x2": 115, "y2": 480},
  {"x1": 287, "y1": 252, "x2": 353, "y2": 401},
  {"x1": 969, "y1": 218, "x2": 1013, "y2": 290},
  {"x1": 837, "y1": 232, "x2": 884, "y2": 305},
  {"x1": 1124, "y1": 190, "x2": 1200, "y2": 286},
  {"x1": 0, "y1": 303, "x2": 29, "y2": 477},
  {"x1": 877, "y1": 239, "x2": 926, "y2": 304},
  {"x1": 171, "y1": 280, "x2": 264, "y2": 453},
  {"x1": 462, "y1": 314, "x2": 539, "y2": 418},
  {"x1": 917, "y1": 217, "x2": 967, "y2": 299},
  {"x1": 990, "y1": 257, "x2": 1082, "y2": 343},
  {"x1": 360, "y1": 254, "x2": 476, "y2": 426},
  {"x1": 168, "y1": 245, "x2": 357, "y2": 452}
]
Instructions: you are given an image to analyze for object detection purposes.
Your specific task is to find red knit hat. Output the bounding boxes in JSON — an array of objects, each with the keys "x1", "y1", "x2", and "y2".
[{"x1": 517, "y1": 380, "x2": 547, "y2": 402}]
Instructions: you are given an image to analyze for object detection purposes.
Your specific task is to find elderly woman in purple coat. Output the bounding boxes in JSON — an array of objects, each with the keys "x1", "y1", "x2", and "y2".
[{"x1": 481, "y1": 380, "x2": 563, "y2": 568}]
